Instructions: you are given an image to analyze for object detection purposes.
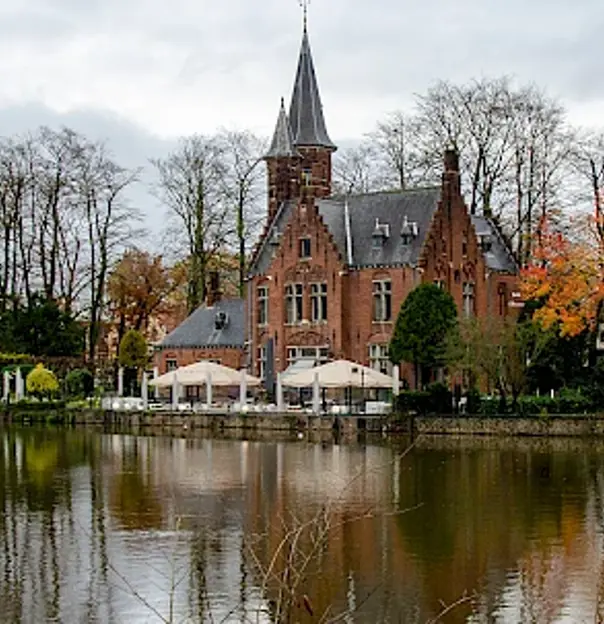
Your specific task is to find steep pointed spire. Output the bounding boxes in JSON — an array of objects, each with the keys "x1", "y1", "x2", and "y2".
[
  {"x1": 288, "y1": 28, "x2": 336, "y2": 151},
  {"x1": 266, "y1": 98, "x2": 299, "y2": 158}
]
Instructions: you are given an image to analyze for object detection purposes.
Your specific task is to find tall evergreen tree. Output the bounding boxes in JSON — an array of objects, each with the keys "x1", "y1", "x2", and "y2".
[{"x1": 389, "y1": 284, "x2": 458, "y2": 388}]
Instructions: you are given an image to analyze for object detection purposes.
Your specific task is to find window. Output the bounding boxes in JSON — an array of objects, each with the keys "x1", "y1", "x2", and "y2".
[
  {"x1": 257, "y1": 346, "x2": 266, "y2": 380},
  {"x1": 301, "y1": 168, "x2": 312, "y2": 186},
  {"x1": 369, "y1": 344, "x2": 392, "y2": 375},
  {"x1": 373, "y1": 280, "x2": 392, "y2": 321},
  {"x1": 310, "y1": 282, "x2": 328, "y2": 322},
  {"x1": 285, "y1": 283, "x2": 304, "y2": 324},
  {"x1": 166, "y1": 359, "x2": 178, "y2": 372},
  {"x1": 286, "y1": 346, "x2": 329, "y2": 366},
  {"x1": 434, "y1": 279, "x2": 445, "y2": 289},
  {"x1": 463, "y1": 282, "x2": 475, "y2": 317},
  {"x1": 462, "y1": 237, "x2": 468, "y2": 256},
  {"x1": 497, "y1": 283, "x2": 507, "y2": 316},
  {"x1": 257, "y1": 286, "x2": 269, "y2": 325},
  {"x1": 299, "y1": 237, "x2": 311, "y2": 259}
]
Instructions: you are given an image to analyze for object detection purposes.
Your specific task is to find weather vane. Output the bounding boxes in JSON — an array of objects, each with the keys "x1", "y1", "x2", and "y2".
[{"x1": 298, "y1": 0, "x2": 310, "y2": 30}]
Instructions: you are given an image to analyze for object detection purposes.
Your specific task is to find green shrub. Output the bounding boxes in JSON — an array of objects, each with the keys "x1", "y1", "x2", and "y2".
[
  {"x1": 395, "y1": 384, "x2": 452, "y2": 415},
  {"x1": 26, "y1": 364, "x2": 59, "y2": 399},
  {"x1": 65, "y1": 368, "x2": 94, "y2": 398},
  {"x1": 0, "y1": 353, "x2": 33, "y2": 369},
  {"x1": 479, "y1": 396, "x2": 500, "y2": 416},
  {"x1": 425, "y1": 382, "x2": 453, "y2": 414},
  {"x1": 395, "y1": 390, "x2": 430, "y2": 414},
  {"x1": 557, "y1": 388, "x2": 592, "y2": 414},
  {"x1": 466, "y1": 387, "x2": 482, "y2": 414}
]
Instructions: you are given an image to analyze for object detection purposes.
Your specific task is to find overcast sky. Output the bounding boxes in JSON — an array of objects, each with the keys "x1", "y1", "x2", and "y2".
[{"x1": 0, "y1": 0, "x2": 601, "y2": 235}]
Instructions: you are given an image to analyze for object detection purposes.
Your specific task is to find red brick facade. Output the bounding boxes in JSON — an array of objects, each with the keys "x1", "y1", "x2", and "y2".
[
  {"x1": 249, "y1": 154, "x2": 518, "y2": 388},
  {"x1": 155, "y1": 347, "x2": 243, "y2": 376}
]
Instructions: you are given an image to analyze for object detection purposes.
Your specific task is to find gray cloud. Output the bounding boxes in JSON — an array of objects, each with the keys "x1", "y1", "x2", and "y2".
[{"x1": 0, "y1": 0, "x2": 601, "y2": 186}]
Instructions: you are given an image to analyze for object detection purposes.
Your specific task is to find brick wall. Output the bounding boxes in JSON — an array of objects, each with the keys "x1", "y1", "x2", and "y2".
[
  {"x1": 250, "y1": 198, "x2": 345, "y2": 376},
  {"x1": 252, "y1": 150, "x2": 518, "y2": 385},
  {"x1": 154, "y1": 347, "x2": 243, "y2": 374}
]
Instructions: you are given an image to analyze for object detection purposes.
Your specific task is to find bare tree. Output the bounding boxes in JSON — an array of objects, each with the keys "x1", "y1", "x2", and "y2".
[
  {"x1": 152, "y1": 135, "x2": 235, "y2": 313},
  {"x1": 215, "y1": 129, "x2": 266, "y2": 296},
  {"x1": 571, "y1": 131, "x2": 604, "y2": 244},
  {"x1": 332, "y1": 142, "x2": 382, "y2": 195}
]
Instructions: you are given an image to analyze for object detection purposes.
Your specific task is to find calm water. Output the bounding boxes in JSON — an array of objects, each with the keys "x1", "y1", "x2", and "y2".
[{"x1": 1, "y1": 428, "x2": 604, "y2": 623}]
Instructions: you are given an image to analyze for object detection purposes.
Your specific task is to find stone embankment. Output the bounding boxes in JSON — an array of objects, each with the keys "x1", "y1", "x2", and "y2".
[{"x1": 4, "y1": 408, "x2": 604, "y2": 437}]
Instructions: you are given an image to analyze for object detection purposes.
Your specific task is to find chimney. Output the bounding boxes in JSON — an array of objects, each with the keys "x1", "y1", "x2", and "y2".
[
  {"x1": 442, "y1": 148, "x2": 461, "y2": 195},
  {"x1": 206, "y1": 270, "x2": 222, "y2": 307}
]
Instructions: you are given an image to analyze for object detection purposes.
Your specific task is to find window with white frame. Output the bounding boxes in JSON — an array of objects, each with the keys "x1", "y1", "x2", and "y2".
[
  {"x1": 257, "y1": 286, "x2": 268, "y2": 325},
  {"x1": 463, "y1": 281, "x2": 475, "y2": 317},
  {"x1": 285, "y1": 283, "x2": 304, "y2": 324},
  {"x1": 286, "y1": 346, "x2": 329, "y2": 367},
  {"x1": 310, "y1": 282, "x2": 327, "y2": 322},
  {"x1": 257, "y1": 345, "x2": 266, "y2": 380},
  {"x1": 369, "y1": 344, "x2": 391, "y2": 375},
  {"x1": 166, "y1": 359, "x2": 178, "y2": 371},
  {"x1": 373, "y1": 280, "x2": 392, "y2": 321}
]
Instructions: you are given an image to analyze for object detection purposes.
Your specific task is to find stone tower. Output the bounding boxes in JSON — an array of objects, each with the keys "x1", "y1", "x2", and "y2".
[{"x1": 264, "y1": 24, "x2": 336, "y2": 222}]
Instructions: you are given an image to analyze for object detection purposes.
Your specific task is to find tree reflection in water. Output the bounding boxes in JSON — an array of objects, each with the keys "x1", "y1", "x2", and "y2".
[{"x1": 0, "y1": 430, "x2": 603, "y2": 622}]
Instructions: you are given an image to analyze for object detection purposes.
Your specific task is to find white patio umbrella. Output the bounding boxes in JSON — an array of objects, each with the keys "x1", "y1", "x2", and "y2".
[
  {"x1": 150, "y1": 360, "x2": 261, "y2": 388},
  {"x1": 282, "y1": 359, "x2": 393, "y2": 389}
]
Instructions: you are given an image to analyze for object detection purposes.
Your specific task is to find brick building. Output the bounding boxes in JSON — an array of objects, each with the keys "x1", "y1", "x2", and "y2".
[
  {"x1": 154, "y1": 277, "x2": 245, "y2": 375},
  {"x1": 247, "y1": 24, "x2": 518, "y2": 388}
]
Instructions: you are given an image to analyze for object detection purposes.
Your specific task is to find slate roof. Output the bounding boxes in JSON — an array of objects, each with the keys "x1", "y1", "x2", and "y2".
[
  {"x1": 266, "y1": 98, "x2": 299, "y2": 159},
  {"x1": 288, "y1": 29, "x2": 336, "y2": 150},
  {"x1": 249, "y1": 188, "x2": 440, "y2": 275},
  {"x1": 470, "y1": 215, "x2": 518, "y2": 274},
  {"x1": 327, "y1": 189, "x2": 441, "y2": 268},
  {"x1": 249, "y1": 189, "x2": 518, "y2": 276},
  {"x1": 158, "y1": 298, "x2": 245, "y2": 350}
]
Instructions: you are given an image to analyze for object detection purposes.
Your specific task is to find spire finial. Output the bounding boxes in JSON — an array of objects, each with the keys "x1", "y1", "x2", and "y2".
[{"x1": 298, "y1": 0, "x2": 310, "y2": 32}]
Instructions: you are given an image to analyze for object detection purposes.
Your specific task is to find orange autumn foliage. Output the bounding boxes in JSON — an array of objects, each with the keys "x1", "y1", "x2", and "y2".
[{"x1": 520, "y1": 218, "x2": 604, "y2": 337}]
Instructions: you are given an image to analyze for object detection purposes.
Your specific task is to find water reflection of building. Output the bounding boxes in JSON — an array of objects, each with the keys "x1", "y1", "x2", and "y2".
[{"x1": 3, "y1": 431, "x2": 604, "y2": 622}]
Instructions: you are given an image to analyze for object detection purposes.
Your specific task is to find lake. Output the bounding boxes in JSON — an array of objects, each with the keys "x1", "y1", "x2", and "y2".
[{"x1": 1, "y1": 427, "x2": 603, "y2": 623}]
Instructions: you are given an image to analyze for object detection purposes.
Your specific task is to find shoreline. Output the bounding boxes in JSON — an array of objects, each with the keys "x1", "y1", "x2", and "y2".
[{"x1": 3, "y1": 408, "x2": 604, "y2": 437}]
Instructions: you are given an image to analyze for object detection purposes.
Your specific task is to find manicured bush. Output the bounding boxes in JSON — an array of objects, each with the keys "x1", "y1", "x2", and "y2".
[
  {"x1": 0, "y1": 353, "x2": 33, "y2": 368},
  {"x1": 26, "y1": 364, "x2": 59, "y2": 399},
  {"x1": 65, "y1": 368, "x2": 94, "y2": 398}
]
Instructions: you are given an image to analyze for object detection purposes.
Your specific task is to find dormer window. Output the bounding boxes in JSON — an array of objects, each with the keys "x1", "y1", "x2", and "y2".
[
  {"x1": 479, "y1": 234, "x2": 493, "y2": 252},
  {"x1": 401, "y1": 215, "x2": 418, "y2": 245},
  {"x1": 299, "y1": 237, "x2": 311, "y2": 259},
  {"x1": 372, "y1": 218, "x2": 390, "y2": 248},
  {"x1": 214, "y1": 311, "x2": 229, "y2": 329},
  {"x1": 270, "y1": 230, "x2": 281, "y2": 246}
]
